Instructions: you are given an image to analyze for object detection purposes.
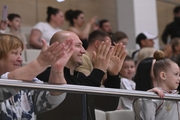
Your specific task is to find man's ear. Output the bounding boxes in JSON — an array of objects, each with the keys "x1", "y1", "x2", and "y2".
[
  {"x1": 140, "y1": 40, "x2": 146, "y2": 47},
  {"x1": 160, "y1": 71, "x2": 166, "y2": 80},
  {"x1": 94, "y1": 40, "x2": 100, "y2": 48}
]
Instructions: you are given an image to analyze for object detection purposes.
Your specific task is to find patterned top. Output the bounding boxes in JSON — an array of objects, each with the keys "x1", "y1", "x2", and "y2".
[{"x1": 0, "y1": 72, "x2": 66, "y2": 120}]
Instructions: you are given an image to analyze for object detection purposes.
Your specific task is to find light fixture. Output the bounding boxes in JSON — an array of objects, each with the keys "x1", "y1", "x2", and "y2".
[{"x1": 57, "y1": 0, "x2": 65, "y2": 2}]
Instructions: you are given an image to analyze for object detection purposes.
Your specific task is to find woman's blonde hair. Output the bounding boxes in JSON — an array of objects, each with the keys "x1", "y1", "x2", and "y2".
[{"x1": 0, "y1": 34, "x2": 24, "y2": 60}]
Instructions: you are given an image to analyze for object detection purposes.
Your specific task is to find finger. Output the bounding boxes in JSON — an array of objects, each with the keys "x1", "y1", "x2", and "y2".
[
  {"x1": 92, "y1": 51, "x2": 96, "y2": 62},
  {"x1": 115, "y1": 43, "x2": 123, "y2": 57},
  {"x1": 106, "y1": 46, "x2": 114, "y2": 60},
  {"x1": 112, "y1": 43, "x2": 118, "y2": 55},
  {"x1": 64, "y1": 39, "x2": 74, "y2": 54},
  {"x1": 102, "y1": 40, "x2": 111, "y2": 57},
  {"x1": 120, "y1": 51, "x2": 127, "y2": 61},
  {"x1": 41, "y1": 38, "x2": 48, "y2": 51},
  {"x1": 96, "y1": 41, "x2": 104, "y2": 55}
]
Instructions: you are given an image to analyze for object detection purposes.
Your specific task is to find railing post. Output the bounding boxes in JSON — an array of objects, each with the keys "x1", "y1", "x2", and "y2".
[{"x1": 82, "y1": 94, "x2": 88, "y2": 120}]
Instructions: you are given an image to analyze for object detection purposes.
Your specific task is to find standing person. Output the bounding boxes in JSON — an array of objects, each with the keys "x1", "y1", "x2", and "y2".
[
  {"x1": 7, "y1": 13, "x2": 27, "y2": 49},
  {"x1": 99, "y1": 19, "x2": 113, "y2": 36},
  {"x1": 37, "y1": 30, "x2": 126, "y2": 120},
  {"x1": 65, "y1": 9, "x2": 97, "y2": 49},
  {"x1": 29, "y1": 6, "x2": 64, "y2": 49},
  {"x1": 118, "y1": 55, "x2": 136, "y2": 110},
  {"x1": 162, "y1": 5, "x2": 180, "y2": 44},
  {"x1": 136, "y1": 50, "x2": 180, "y2": 120},
  {"x1": 0, "y1": 33, "x2": 75, "y2": 119}
]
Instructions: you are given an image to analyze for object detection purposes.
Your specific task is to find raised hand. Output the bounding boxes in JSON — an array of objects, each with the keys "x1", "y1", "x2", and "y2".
[
  {"x1": 92, "y1": 40, "x2": 114, "y2": 73},
  {"x1": 36, "y1": 38, "x2": 70, "y2": 68},
  {"x1": 107, "y1": 43, "x2": 127, "y2": 76}
]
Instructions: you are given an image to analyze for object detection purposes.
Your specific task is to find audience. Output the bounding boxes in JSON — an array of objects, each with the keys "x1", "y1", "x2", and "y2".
[
  {"x1": 7, "y1": 13, "x2": 27, "y2": 49},
  {"x1": 65, "y1": 9, "x2": 97, "y2": 49},
  {"x1": 99, "y1": 19, "x2": 113, "y2": 36},
  {"x1": 29, "y1": 6, "x2": 64, "y2": 49},
  {"x1": 118, "y1": 55, "x2": 136, "y2": 110},
  {"x1": 137, "y1": 47, "x2": 156, "y2": 66},
  {"x1": 0, "y1": 33, "x2": 74, "y2": 119},
  {"x1": 111, "y1": 31, "x2": 129, "y2": 47},
  {"x1": 162, "y1": 5, "x2": 180, "y2": 44},
  {"x1": 132, "y1": 31, "x2": 157, "y2": 64},
  {"x1": 135, "y1": 50, "x2": 179, "y2": 120},
  {"x1": 37, "y1": 30, "x2": 126, "y2": 120},
  {"x1": 170, "y1": 37, "x2": 180, "y2": 61}
]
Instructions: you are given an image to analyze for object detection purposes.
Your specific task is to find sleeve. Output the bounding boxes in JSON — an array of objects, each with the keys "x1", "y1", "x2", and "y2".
[
  {"x1": 121, "y1": 78, "x2": 134, "y2": 90},
  {"x1": 140, "y1": 98, "x2": 156, "y2": 120},
  {"x1": 104, "y1": 72, "x2": 120, "y2": 89},
  {"x1": 33, "y1": 89, "x2": 66, "y2": 114},
  {"x1": 161, "y1": 24, "x2": 170, "y2": 44},
  {"x1": 0, "y1": 72, "x2": 18, "y2": 102},
  {"x1": 78, "y1": 68, "x2": 105, "y2": 87},
  {"x1": 32, "y1": 22, "x2": 45, "y2": 33}
]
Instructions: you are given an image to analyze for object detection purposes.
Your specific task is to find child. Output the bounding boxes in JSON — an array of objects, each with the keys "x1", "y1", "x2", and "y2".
[
  {"x1": 137, "y1": 50, "x2": 180, "y2": 120},
  {"x1": 118, "y1": 55, "x2": 136, "y2": 110},
  {"x1": 7, "y1": 13, "x2": 27, "y2": 49}
]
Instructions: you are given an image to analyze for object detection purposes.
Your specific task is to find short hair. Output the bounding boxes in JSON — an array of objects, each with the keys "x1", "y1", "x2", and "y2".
[
  {"x1": 65, "y1": 9, "x2": 83, "y2": 26},
  {"x1": 111, "y1": 31, "x2": 128, "y2": 43},
  {"x1": 46, "y1": 6, "x2": 60, "y2": 22},
  {"x1": 88, "y1": 30, "x2": 109, "y2": 45},
  {"x1": 170, "y1": 37, "x2": 180, "y2": 53},
  {"x1": 173, "y1": 5, "x2": 180, "y2": 14},
  {"x1": 0, "y1": 34, "x2": 24, "y2": 60},
  {"x1": 8, "y1": 13, "x2": 21, "y2": 21},
  {"x1": 99, "y1": 19, "x2": 109, "y2": 28},
  {"x1": 8, "y1": 13, "x2": 21, "y2": 27},
  {"x1": 134, "y1": 57, "x2": 154, "y2": 91}
]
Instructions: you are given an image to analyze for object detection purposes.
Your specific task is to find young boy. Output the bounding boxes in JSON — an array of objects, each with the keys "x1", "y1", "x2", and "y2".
[
  {"x1": 118, "y1": 55, "x2": 136, "y2": 110},
  {"x1": 7, "y1": 13, "x2": 27, "y2": 48}
]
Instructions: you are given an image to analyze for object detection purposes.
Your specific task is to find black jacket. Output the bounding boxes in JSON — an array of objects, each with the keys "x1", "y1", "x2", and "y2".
[
  {"x1": 162, "y1": 17, "x2": 180, "y2": 44},
  {"x1": 37, "y1": 67, "x2": 120, "y2": 120}
]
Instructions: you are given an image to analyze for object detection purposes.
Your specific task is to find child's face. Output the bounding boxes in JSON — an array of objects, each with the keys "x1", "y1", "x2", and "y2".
[
  {"x1": 9, "y1": 17, "x2": 21, "y2": 30},
  {"x1": 120, "y1": 60, "x2": 136, "y2": 80},
  {"x1": 165, "y1": 62, "x2": 180, "y2": 91}
]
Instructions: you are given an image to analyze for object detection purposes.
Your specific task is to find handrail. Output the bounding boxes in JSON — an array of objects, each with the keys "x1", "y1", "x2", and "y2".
[
  {"x1": 0, "y1": 79, "x2": 180, "y2": 101},
  {"x1": 157, "y1": 0, "x2": 180, "y2": 5}
]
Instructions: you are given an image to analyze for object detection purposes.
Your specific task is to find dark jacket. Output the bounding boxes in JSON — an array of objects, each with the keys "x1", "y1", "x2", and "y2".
[
  {"x1": 37, "y1": 67, "x2": 120, "y2": 120},
  {"x1": 162, "y1": 17, "x2": 180, "y2": 44}
]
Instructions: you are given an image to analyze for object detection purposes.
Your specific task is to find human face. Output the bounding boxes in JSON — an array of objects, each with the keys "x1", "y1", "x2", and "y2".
[
  {"x1": 164, "y1": 62, "x2": 180, "y2": 91},
  {"x1": 102, "y1": 22, "x2": 112, "y2": 33},
  {"x1": 0, "y1": 47, "x2": 23, "y2": 73},
  {"x1": 120, "y1": 60, "x2": 136, "y2": 80},
  {"x1": 53, "y1": 11, "x2": 64, "y2": 27},
  {"x1": 142, "y1": 39, "x2": 154, "y2": 47},
  {"x1": 9, "y1": 17, "x2": 21, "y2": 30},
  {"x1": 74, "y1": 13, "x2": 85, "y2": 27},
  {"x1": 116, "y1": 38, "x2": 128, "y2": 47},
  {"x1": 68, "y1": 33, "x2": 85, "y2": 68}
]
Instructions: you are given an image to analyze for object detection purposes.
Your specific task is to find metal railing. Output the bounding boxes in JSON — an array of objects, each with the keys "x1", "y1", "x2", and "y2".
[{"x1": 0, "y1": 79, "x2": 180, "y2": 101}]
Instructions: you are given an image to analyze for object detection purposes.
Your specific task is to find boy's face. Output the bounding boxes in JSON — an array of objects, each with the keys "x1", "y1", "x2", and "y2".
[
  {"x1": 120, "y1": 60, "x2": 136, "y2": 80},
  {"x1": 9, "y1": 17, "x2": 21, "y2": 30}
]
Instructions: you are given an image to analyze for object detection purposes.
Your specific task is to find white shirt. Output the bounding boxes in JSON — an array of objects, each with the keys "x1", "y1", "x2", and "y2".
[{"x1": 32, "y1": 22, "x2": 62, "y2": 45}]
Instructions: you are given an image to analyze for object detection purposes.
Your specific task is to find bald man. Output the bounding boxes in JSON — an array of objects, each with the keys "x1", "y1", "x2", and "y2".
[{"x1": 37, "y1": 31, "x2": 124, "y2": 120}]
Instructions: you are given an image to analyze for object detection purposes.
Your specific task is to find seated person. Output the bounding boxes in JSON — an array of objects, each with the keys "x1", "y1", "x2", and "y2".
[
  {"x1": 37, "y1": 30, "x2": 126, "y2": 120},
  {"x1": 0, "y1": 33, "x2": 74, "y2": 119}
]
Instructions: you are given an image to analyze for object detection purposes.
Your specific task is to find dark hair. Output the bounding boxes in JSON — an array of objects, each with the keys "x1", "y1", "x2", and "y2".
[
  {"x1": 112, "y1": 31, "x2": 128, "y2": 43},
  {"x1": 136, "y1": 33, "x2": 146, "y2": 46},
  {"x1": 8, "y1": 13, "x2": 21, "y2": 21},
  {"x1": 134, "y1": 57, "x2": 154, "y2": 91},
  {"x1": 7, "y1": 13, "x2": 21, "y2": 27},
  {"x1": 153, "y1": 50, "x2": 174, "y2": 78},
  {"x1": 170, "y1": 37, "x2": 180, "y2": 53},
  {"x1": 65, "y1": 9, "x2": 83, "y2": 26},
  {"x1": 173, "y1": 5, "x2": 180, "y2": 14},
  {"x1": 99, "y1": 19, "x2": 109, "y2": 28},
  {"x1": 46, "y1": 6, "x2": 60, "y2": 22},
  {"x1": 88, "y1": 30, "x2": 109, "y2": 46},
  {"x1": 124, "y1": 55, "x2": 134, "y2": 61}
]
